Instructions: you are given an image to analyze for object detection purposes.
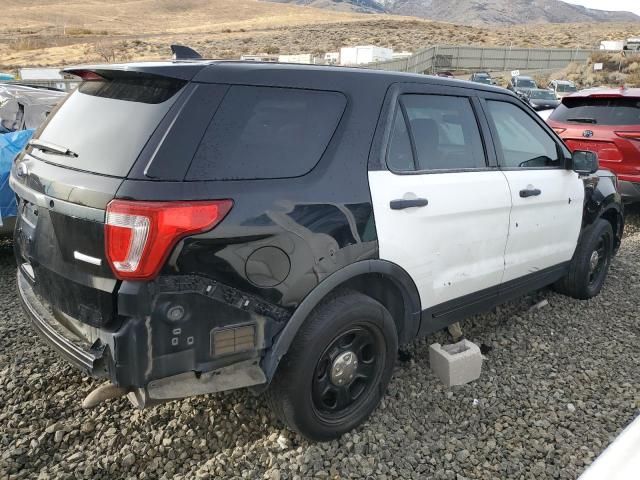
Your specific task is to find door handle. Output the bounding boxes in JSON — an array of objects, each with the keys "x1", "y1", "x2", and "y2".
[
  {"x1": 390, "y1": 198, "x2": 429, "y2": 210},
  {"x1": 519, "y1": 188, "x2": 541, "y2": 198}
]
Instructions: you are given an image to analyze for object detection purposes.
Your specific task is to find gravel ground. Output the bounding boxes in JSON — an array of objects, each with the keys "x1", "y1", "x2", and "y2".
[{"x1": 1, "y1": 206, "x2": 639, "y2": 480}]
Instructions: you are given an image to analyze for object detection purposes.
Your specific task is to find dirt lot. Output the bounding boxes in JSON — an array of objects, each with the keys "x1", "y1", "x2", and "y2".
[
  {"x1": 0, "y1": 205, "x2": 638, "y2": 479},
  {"x1": 1, "y1": 0, "x2": 640, "y2": 70}
]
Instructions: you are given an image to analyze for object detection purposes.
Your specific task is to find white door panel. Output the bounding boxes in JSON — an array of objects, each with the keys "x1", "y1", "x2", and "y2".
[
  {"x1": 502, "y1": 169, "x2": 584, "y2": 283},
  {"x1": 369, "y1": 170, "x2": 511, "y2": 309}
]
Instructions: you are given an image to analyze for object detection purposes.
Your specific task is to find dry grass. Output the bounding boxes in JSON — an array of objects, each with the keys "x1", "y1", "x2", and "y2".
[
  {"x1": 1, "y1": 0, "x2": 640, "y2": 72},
  {"x1": 545, "y1": 52, "x2": 640, "y2": 88}
]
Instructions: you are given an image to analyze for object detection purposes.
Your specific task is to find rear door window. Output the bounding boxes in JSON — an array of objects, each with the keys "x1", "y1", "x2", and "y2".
[
  {"x1": 186, "y1": 86, "x2": 346, "y2": 181},
  {"x1": 31, "y1": 73, "x2": 186, "y2": 178},
  {"x1": 387, "y1": 94, "x2": 486, "y2": 172},
  {"x1": 550, "y1": 97, "x2": 640, "y2": 125}
]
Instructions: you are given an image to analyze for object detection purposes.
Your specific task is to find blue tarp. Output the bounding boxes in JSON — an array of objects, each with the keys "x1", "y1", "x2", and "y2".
[{"x1": 0, "y1": 129, "x2": 33, "y2": 222}]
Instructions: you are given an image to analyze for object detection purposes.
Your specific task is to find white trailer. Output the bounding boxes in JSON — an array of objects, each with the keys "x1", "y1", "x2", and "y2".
[
  {"x1": 339, "y1": 46, "x2": 393, "y2": 66},
  {"x1": 600, "y1": 40, "x2": 626, "y2": 51},
  {"x1": 278, "y1": 54, "x2": 315, "y2": 64}
]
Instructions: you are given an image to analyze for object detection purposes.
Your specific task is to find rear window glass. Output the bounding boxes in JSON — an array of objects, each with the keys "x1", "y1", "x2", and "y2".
[
  {"x1": 550, "y1": 97, "x2": 640, "y2": 126},
  {"x1": 556, "y1": 84, "x2": 576, "y2": 93},
  {"x1": 516, "y1": 78, "x2": 537, "y2": 88},
  {"x1": 30, "y1": 73, "x2": 185, "y2": 177},
  {"x1": 79, "y1": 75, "x2": 185, "y2": 104},
  {"x1": 530, "y1": 90, "x2": 556, "y2": 100},
  {"x1": 387, "y1": 94, "x2": 486, "y2": 171},
  {"x1": 186, "y1": 86, "x2": 346, "y2": 181}
]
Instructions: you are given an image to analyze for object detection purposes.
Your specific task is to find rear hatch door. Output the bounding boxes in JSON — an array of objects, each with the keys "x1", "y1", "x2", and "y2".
[{"x1": 12, "y1": 66, "x2": 198, "y2": 328}]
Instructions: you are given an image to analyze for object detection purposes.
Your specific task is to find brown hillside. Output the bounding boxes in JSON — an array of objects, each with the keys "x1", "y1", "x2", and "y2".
[{"x1": 1, "y1": 1, "x2": 639, "y2": 71}]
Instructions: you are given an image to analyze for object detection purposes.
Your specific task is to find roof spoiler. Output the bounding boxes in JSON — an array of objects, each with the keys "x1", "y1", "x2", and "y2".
[{"x1": 171, "y1": 45, "x2": 203, "y2": 60}]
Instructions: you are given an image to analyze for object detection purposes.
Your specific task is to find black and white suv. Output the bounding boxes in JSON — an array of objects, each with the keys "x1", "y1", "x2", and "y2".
[{"x1": 12, "y1": 59, "x2": 624, "y2": 441}]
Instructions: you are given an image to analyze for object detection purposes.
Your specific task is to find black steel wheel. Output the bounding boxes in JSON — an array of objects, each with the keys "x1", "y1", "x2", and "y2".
[
  {"x1": 312, "y1": 326, "x2": 384, "y2": 419},
  {"x1": 554, "y1": 219, "x2": 614, "y2": 299},
  {"x1": 587, "y1": 234, "x2": 609, "y2": 287},
  {"x1": 265, "y1": 290, "x2": 397, "y2": 441}
]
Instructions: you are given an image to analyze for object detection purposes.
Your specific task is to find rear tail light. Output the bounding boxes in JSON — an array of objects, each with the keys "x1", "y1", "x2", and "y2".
[
  {"x1": 614, "y1": 131, "x2": 640, "y2": 140},
  {"x1": 105, "y1": 200, "x2": 233, "y2": 280},
  {"x1": 552, "y1": 128, "x2": 566, "y2": 135}
]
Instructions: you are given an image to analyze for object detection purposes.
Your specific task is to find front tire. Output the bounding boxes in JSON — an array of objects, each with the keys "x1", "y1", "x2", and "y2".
[
  {"x1": 266, "y1": 291, "x2": 398, "y2": 441},
  {"x1": 554, "y1": 219, "x2": 614, "y2": 299}
]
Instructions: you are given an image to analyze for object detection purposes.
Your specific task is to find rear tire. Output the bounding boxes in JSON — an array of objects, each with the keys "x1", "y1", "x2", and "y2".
[
  {"x1": 265, "y1": 291, "x2": 397, "y2": 441},
  {"x1": 554, "y1": 219, "x2": 613, "y2": 299}
]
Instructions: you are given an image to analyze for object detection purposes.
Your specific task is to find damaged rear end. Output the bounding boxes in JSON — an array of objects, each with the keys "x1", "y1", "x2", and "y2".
[{"x1": 12, "y1": 63, "x2": 291, "y2": 407}]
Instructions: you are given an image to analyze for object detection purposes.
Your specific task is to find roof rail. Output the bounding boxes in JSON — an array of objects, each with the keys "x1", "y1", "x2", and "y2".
[{"x1": 171, "y1": 45, "x2": 203, "y2": 61}]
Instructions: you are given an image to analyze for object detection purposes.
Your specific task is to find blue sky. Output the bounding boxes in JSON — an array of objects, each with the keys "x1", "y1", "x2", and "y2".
[{"x1": 563, "y1": 0, "x2": 640, "y2": 15}]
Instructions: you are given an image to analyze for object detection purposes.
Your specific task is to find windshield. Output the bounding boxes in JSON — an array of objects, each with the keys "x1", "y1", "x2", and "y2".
[
  {"x1": 550, "y1": 97, "x2": 640, "y2": 125},
  {"x1": 515, "y1": 78, "x2": 536, "y2": 89},
  {"x1": 530, "y1": 90, "x2": 557, "y2": 100},
  {"x1": 557, "y1": 84, "x2": 577, "y2": 93},
  {"x1": 474, "y1": 76, "x2": 492, "y2": 84}
]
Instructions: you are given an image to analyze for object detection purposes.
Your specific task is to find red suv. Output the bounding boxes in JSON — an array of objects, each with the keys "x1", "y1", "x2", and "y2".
[{"x1": 548, "y1": 87, "x2": 640, "y2": 202}]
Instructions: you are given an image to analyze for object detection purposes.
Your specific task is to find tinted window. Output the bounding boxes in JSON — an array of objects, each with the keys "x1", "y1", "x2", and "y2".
[
  {"x1": 394, "y1": 95, "x2": 486, "y2": 171},
  {"x1": 530, "y1": 90, "x2": 556, "y2": 100},
  {"x1": 556, "y1": 84, "x2": 577, "y2": 93},
  {"x1": 79, "y1": 75, "x2": 185, "y2": 104},
  {"x1": 516, "y1": 78, "x2": 537, "y2": 89},
  {"x1": 549, "y1": 97, "x2": 640, "y2": 126},
  {"x1": 187, "y1": 86, "x2": 346, "y2": 181},
  {"x1": 387, "y1": 108, "x2": 414, "y2": 171},
  {"x1": 487, "y1": 100, "x2": 560, "y2": 168},
  {"x1": 31, "y1": 74, "x2": 184, "y2": 177}
]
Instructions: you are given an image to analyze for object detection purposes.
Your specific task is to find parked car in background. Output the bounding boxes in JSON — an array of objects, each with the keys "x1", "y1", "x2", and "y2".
[
  {"x1": 507, "y1": 75, "x2": 538, "y2": 97},
  {"x1": 548, "y1": 80, "x2": 577, "y2": 99},
  {"x1": 0, "y1": 84, "x2": 66, "y2": 235},
  {"x1": 435, "y1": 71, "x2": 454, "y2": 78},
  {"x1": 12, "y1": 59, "x2": 623, "y2": 441},
  {"x1": 524, "y1": 88, "x2": 561, "y2": 111},
  {"x1": 0, "y1": 84, "x2": 67, "y2": 133},
  {"x1": 469, "y1": 72, "x2": 493, "y2": 85},
  {"x1": 548, "y1": 87, "x2": 640, "y2": 202}
]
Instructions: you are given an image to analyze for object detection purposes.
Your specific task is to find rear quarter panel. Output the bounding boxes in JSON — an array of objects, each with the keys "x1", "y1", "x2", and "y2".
[{"x1": 116, "y1": 71, "x2": 392, "y2": 311}]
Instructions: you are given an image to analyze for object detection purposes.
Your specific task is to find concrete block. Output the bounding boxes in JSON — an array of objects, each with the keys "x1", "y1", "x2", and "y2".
[{"x1": 429, "y1": 340, "x2": 482, "y2": 387}]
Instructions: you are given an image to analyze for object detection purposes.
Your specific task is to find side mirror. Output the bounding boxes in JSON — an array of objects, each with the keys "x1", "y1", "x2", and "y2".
[{"x1": 571, "y1": 150, "x2": 599, "y2": 175}]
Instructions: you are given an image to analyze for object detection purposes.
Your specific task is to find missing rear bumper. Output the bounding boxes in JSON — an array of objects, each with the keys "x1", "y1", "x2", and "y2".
[
  {"x1": 17, "y1": 269, "x2": 109, "y2": 378},
  {"x1": 128, "y1": 359, "x2": 267, "y2": 408},
  {"x1": 18, "y1": 269, "x2": 278, "y2": 403}
]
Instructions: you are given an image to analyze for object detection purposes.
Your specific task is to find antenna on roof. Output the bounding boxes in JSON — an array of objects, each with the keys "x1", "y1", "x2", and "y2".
[{"x1": 171, "y1": 45, "x2": 202, "y2": 60}]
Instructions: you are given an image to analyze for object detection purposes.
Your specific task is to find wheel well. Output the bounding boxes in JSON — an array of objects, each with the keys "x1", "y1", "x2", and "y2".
[
  {"x1": 335, "y1": 273, "x2": 414, "y2": 343},
  {"x1": 262, "y1": 262, "x2": 421, "y2": 381}
]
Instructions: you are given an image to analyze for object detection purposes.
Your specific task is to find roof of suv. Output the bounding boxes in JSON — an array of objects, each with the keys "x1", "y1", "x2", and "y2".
[
  {"x1": 64, "y1": 60, "x2": 512, "y2": 95},
  {"x1": 564, "y1": 87, "x2": 640, "y2": 99}
]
